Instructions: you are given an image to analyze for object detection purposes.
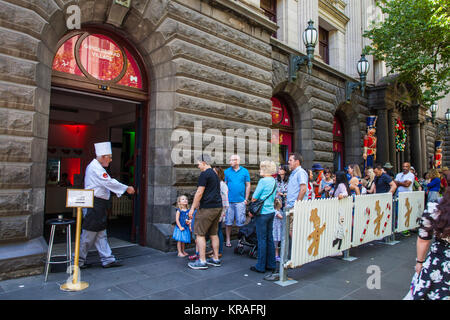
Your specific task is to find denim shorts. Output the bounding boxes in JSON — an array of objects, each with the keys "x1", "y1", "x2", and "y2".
[{"x1": 225, "y1": 202, "x2": 247, "y2": 227}]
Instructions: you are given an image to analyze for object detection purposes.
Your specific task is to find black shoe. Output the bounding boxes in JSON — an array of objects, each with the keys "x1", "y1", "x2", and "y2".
[
  {"x1": 79, "y1": 263, "x2": 92, "y2": 269},
  {"x1": 250, "y1": 266, "x2": 265, "y2": 273},
  {"x1": 266, "y1": 267, "x2": 276, "y2": 273},
  {"x1": 102, "y1": 261, "x2": 123, "y2": 268}
]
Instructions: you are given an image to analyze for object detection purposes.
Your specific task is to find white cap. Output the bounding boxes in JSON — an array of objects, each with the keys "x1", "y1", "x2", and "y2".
[{"x1": 94, "y1": 142, "x2": 112, "y2": 157}]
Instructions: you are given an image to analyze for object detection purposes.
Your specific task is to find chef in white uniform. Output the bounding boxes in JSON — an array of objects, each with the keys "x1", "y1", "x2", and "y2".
[{"x1": 78, "y1": 142, "x2": 135, "y2": 269}]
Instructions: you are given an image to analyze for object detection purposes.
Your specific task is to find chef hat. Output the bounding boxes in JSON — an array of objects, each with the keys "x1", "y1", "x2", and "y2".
[{"x1": 94, "y1": 142, "x2": 112, "y2": 157}]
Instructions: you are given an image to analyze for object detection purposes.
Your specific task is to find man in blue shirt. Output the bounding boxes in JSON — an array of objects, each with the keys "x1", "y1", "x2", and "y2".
[
  {"x1": 224, "y1": 154, "x2": 251, "y2": 247},
  {"x1": 286, "y1": 153, "x2": 308, "y2": 237}
]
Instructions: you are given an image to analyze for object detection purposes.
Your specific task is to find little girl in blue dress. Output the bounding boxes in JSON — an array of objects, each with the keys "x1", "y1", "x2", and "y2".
[{"x1": 172, "y1": 195, "x2": 191, "y2": 257}]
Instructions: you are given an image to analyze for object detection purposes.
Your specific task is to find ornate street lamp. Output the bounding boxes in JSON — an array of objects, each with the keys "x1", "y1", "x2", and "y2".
[
  {"x1": 436, "y1": 108, "x2": 450, "y2": 137},
  {"x1": 289, "y1": 20, "x2": 318, "y2": 81},
  {"x1": 346, "y1": 54, "x2": 370, "y2": 102},
  {"x1": 426, "y1": 102, "x2": 439, "y2": 124}
]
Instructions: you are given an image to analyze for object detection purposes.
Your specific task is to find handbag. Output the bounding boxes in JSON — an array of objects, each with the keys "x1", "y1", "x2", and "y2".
[{"x1": 248, "y1": 181, "x2": 277, "y2": 216}]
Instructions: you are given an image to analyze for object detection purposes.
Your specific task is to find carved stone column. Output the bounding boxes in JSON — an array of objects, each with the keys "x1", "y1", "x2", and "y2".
[
  {"x1": 409, "y1": 121, "x2": 423, "y2": 176},
  {"x1": 376, "y1": 108, "x2": 389, "y2": 166}
]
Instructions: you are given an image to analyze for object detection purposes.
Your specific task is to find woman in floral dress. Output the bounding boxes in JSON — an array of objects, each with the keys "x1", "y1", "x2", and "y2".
[{"x1": 412, "y1": 188, "x2": 450, "y2": 300}]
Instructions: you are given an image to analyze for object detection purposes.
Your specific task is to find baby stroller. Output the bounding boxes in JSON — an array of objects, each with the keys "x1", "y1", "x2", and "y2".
[{"x1": 234, "y1": 217, "x2": 258, "y2": 259}]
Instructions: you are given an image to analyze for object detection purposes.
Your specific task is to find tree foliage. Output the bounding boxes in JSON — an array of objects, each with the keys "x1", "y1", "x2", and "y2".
[{"x1": 363, "y1": 0, "x2": 449, "y2": 107}]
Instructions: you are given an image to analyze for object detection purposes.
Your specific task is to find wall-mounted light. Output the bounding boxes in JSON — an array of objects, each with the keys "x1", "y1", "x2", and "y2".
[
  {"x1": 436, "y1": 108, "x2": 450, "y2": 137},
  {"x1": 345, "y1": 54, "x2": 370, "y2": 101},
  {"x1": 426, "y1": 102, "x2": 439, "y2": 124},
  {"x1": 289, "y1": 20, "x2": 318, "y2": 81}
]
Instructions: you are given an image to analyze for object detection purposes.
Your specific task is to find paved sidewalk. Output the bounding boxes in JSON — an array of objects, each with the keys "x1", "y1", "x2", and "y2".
[{"x1": 0, "y1": 234, "x2": 417, "y2": 300}]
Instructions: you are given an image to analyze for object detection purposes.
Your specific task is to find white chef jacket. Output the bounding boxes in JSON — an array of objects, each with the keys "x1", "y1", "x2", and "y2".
[{"x1": 84, "y1": 159, "x2": 128, "y2": 200}]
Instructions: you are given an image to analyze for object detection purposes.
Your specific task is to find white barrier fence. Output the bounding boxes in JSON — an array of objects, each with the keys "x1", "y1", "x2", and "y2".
[
  {"x1": 353, "y1": 193, "x2": 393, "y2": 247},
  {"x1": 290, "y1": 197, "x2": 353, "y2": 268},
  {"x1": 286, "y1": 192, "x2": 424, "y2": 272},
  {"x1": 396, "y1": 191, "x2": 425, "y2": 233}
]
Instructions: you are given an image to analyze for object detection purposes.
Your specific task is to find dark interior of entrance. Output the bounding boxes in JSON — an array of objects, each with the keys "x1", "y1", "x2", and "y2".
[{"x1": 44, "y1": 87, "x2": 141, "y2": 246}]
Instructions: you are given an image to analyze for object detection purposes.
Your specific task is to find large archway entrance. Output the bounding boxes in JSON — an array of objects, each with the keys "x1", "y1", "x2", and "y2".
[
  {"x1": 271, "y1": 96, "x2": 294, "y2": 164},
  {"x1": 333, "y1": 115, "x2": 345, "y2": 171},
  {"x1": 44, "y1": 29, "x2": 149, "y2": 247}
]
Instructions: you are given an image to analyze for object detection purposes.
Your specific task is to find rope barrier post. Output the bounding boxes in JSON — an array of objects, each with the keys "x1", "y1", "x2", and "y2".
[{"x1": 275, "y1": 207, "x2": 297, "y2": 287}]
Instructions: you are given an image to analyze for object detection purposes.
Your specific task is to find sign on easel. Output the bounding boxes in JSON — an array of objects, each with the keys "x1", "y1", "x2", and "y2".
[
  {"x1": 60, "y1": 189, "x2": 94, "y2": 292},
  {"x1": 66, "y1": 189, "x2": 94, "y2": 208}
]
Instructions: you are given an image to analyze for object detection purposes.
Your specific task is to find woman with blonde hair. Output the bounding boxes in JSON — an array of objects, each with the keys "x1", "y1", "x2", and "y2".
[
  {"x1": 427, "y1": 169, "x2": 441, "y2": 203},
  {"x1": 347, "y1": 164, "x2": 362, "y2": 195},
  {"x1": 362, "y1": 168, "x2": 375, "y2": 194},
  {"x1": 249, "y1": 160, "x2": 277, "y2": 274}
]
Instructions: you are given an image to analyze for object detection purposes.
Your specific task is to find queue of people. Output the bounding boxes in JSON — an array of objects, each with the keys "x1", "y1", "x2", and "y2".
[{"x1": 78, "y1": 141, "x2": 447, "y2": 299}]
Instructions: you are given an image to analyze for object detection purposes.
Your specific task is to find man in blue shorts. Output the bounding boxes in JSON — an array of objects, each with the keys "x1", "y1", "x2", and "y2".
[{"x1": 224, "y1": 154, "x2": 251, "y2": 247}]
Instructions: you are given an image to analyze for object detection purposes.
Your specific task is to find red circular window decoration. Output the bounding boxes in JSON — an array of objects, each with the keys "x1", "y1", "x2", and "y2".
[
  {"x1": 271, "y1": 97, "x2": 283, "y2": 125},
  {"x1": 78, "y1": 34, "x2": 124, "y2": 81}
]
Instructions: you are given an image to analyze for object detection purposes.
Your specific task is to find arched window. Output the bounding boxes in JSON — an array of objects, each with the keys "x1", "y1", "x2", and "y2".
[
  {"x1": 271, "y1": 96, "x2": 293, "y2": 164},
  {"x1": 52, "y1": 31, "x2": 146, "y2": 98},
  {"x1": 333, "y1": 116, "x2": 344, "y2": 171}
]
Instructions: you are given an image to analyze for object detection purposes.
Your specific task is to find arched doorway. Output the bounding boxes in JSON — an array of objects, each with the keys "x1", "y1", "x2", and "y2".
[
  {"x1": 45, "y1": 29, "x2": 149, "y2": 246},
  {"x1": 333, "y1": 116, "x2": 345, "y2": 171},
  {"x1": 271, "y1": 96, "x2": 294, "y2": 164}
]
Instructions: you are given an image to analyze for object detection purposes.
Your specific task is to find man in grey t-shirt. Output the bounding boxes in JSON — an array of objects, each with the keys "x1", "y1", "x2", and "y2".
[{"x1": 286, "y1": 153, "x2": 308, "y2": 236}]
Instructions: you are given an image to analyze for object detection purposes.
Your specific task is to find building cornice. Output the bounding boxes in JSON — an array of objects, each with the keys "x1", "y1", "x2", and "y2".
[{"x1": 319, "y1": 0, "x2": 349, "y2": 32}]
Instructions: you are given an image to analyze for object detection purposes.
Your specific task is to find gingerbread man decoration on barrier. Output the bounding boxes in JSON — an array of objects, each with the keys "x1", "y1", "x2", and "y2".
[
  {"x1": 373, "y1": 200, "x2": 384, "y2": 236},
  {"x1": 404, "y1": 198, "x2": 412, "y2": 228},
  {"x1": 307, "y1": 208, "x2": 326, "y2": 257}
]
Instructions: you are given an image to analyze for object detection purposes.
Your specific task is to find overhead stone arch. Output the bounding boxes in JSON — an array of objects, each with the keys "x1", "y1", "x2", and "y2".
[
  {"x1": 271, "y1": 68, "x2": 365, "y2": 169},
  {"x1": 334, "y1": 99, "x2": 364, "y2": 166}
]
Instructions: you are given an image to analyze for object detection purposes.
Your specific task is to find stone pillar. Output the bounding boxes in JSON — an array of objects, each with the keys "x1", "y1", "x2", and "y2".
[
  {"x1": 388, "y1": 109, "x2": 396, "y2": 169},
  {"x1": 376, "y1": 109, "x2": 389, "y2": 166},
  {"x1": 298, "y1": 0, "x2": 319, "y2": 54},
  {"x1": 420, "y1": 123, "x2": 427, "y2": 176},
  {"x1": 345, "y1": 0, "x2": 363, "y2": 77},
  {"x1": 329, "y1": 30, "x2": 346, "y2": 73},
  {"x1": 404, "y1": 125, "x2": 411, "y2": 164},
  {"x1": 409, "y1": 121, "x2": 422, "y2": 175},
  {"x1": 361, "y1": 0, "x2": 375, "y2": 84}
]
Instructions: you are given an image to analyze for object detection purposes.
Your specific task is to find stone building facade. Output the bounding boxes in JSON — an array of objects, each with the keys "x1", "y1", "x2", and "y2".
[{"x1": 0, "y1": 0, "x2": 446, "y2": 279}]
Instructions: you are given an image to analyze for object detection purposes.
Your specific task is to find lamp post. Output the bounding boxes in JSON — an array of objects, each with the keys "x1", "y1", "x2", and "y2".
[
  {"x1": 289, "y1": 20, "x2": 318, "y2": 81},
  {"x1": 345, "y1": 54, "x2": 370, "y2": 102},
  {"x1": 436, "y1": 108, "x2": 450, "y2": 137},
  {"x1": 426, "y1": 102, "x2": 439, "y2": 124}
]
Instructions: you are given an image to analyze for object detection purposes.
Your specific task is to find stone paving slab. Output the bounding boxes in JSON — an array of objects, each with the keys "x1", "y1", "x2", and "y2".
[{"x1": 0, "y1": 234, "x2": 418, "y2": 300}]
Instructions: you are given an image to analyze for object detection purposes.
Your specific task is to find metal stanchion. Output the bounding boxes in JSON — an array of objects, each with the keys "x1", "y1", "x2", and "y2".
[
  {"x1": 60, "y1": 207, "x2": 89, "y2": 291},
  {"x1": 275, "y1": 207, "x2": 297, "y2": 287},
  {"x1": 341, "y1": 248, "x2": 357, "y2": 261}
]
